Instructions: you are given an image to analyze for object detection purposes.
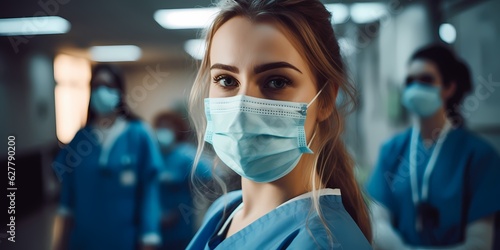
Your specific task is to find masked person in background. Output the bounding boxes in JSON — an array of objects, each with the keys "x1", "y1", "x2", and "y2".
[
  {"x1": 368, "y1": 45, "x2": 500, "y2": 249},
  {"x1": 153, "y1": 111, "x2": 212, "y2": 250},
  {"x1": 52, "y1": 64, "x2": 162, "y2": 250},
  {"x1": 185, "y1": 0, "x2": 373, "y2": 249}
]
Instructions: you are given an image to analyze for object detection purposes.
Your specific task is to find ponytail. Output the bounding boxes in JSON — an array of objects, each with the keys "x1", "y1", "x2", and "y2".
[
  {"x1": 446, "y1": 60, "x2": 472, "y2": 126},
  {"x1": 321, "y1": 139, "x2": 372, "y2": 240}
]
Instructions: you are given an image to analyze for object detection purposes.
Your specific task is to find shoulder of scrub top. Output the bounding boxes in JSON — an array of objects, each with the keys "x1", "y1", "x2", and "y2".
[
  {"x1": 379, "y1": 127, "x2": 413, "y2": 158},
  {"x1": 62, "y1": 121, "x2": 157, "y2": 152},
  {"x1": 66, "y1": 125, "x2": 96, "y2": 146},
  {"x1": 453, "y1": 128, "x2": 500, "y2": 189},
  {"x1": 69, "y1": 120, "x2": 151, "y2": 143},
  {"x1": 456, "y1": 127, "x2": 500, "y2": 159},
  {"x1": 69, "y1": 121, "x2": 154, "y2": 146},
  {"x1": 201, "y1": 190, "x2": 243, "y2": 224},
  {"x1": 127, "y1": 119, "x2": 157, "y2": 139}
]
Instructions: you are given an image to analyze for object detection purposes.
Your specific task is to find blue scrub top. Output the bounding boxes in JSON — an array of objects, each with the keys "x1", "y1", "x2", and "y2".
[
  {"x1": 187, "y1": 190, "x2": 372, "y2": 250},
  {"x1": 159, "y1": 143, "x2": 212, "y2": 249},
  {"x1": 54, "y1": 120, "x2": 162, "y2": 250},
  {"x1": 367, "y1": 127, "x2": 500, "y2": 246}
]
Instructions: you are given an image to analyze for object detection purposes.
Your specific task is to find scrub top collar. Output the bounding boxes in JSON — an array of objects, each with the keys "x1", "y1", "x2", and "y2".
[
  {"x1": 216, "y1": 188, "x2": 341, "y2": 236},
  {"x1": 98, "y1": 116, "x2": 128, "y2": 167}
]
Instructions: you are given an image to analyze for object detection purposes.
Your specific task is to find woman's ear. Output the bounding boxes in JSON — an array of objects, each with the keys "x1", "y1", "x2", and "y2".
[
  {"x1": 442, "y1": 81, "x2": 456, "y2": 101},
  {"x1": 316, "y1": 84, "x2": 337, "y2": 122}
]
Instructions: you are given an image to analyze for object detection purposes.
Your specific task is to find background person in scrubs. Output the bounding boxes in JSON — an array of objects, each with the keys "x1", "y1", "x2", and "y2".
[
  {"x1": 153, "y1": 111, "x2": 212, "y2": 250},
  {"x1": 185, "y1": 0, "x2": 373, "y2": 249},
  {"x1": 368, "y1": 45, "x2": 500, "y2": 249},
  {"x1": 51, "y1": 64, "x2": 162, "y2": 250}
]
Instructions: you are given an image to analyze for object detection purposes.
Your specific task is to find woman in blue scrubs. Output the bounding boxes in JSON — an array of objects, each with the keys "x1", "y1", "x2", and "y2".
[
  {"x1": 185, "y1": 0, "x2": 372, "y2": 249},
  {"x1": 153, "y1": 111, "x2": 212, "y2": 250},
  {"x1": 367, "y1": 45, "x2": 500, "y2": 249},
  {"x1": 51, "y1": 64, "x2": 162, "y2": 250}
]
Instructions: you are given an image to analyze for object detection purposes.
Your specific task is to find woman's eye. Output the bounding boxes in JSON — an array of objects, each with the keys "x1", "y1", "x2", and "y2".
[
  {"x1": 419, "y1": 75, "x2": 435, "y2": 84},
  {"x1": 265, "y1": 78, "x2": 291, "y2": 89},
  {"x1": 213, "y1": 75, "x2": 238, "y2": 88}
]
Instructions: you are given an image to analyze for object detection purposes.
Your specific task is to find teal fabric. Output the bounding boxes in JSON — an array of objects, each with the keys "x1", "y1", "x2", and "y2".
[
  {"x1": 187, "y1": 190, "x2": 372, "y2": 249},
  {"x1": 55, "y1": 121, "x2": 162, "y2": 250},
  {"x1": 368, "y1": 127, "x2": 500, "y2": 246},
  {"x1": 159, "y1": 143, "x2": 212, "y2": 250}
]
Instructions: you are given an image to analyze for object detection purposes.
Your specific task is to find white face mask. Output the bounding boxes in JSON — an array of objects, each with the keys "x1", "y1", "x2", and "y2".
[
  {"x1": 90, "y1": 86, "x2": 120, "y2": 115},
  {"x1": 204, "y1": 86, "x2": 324, "y2": 183}
]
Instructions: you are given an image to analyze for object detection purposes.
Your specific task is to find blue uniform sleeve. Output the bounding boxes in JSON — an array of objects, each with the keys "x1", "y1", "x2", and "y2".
[
  {"x1": 367, "y1": 139, "x2": 399, "y2": 213},
  {"x1": 134, "y1": 122, "x2": 163, "y2": 245},
  {"x1": 194, "y1": 153, "x2": 213, "y2": 180},
  {"x1": 52, "y1": 129, "x2": 87, "y2": 216},
  {"x1": 54, "y1": 147, "x2": 75, "y2": 216},
  {"x1": 465, "y1": 139, "x2": 500, "y2": 224},
  {"x1": 177, "y1": 143, "x2": 213, "y2": 180},
  {"x1": 186, "y1": 191, "x2": 243, "y2": 250},
  {"x1": 202, "y1": 190, "x2": 242, "y2": 224},
  {"x1": 285, "y1": 222, "x2": 373, "y2": 250}
]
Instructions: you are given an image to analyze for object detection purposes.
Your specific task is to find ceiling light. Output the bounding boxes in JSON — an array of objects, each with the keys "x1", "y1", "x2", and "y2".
[
  {"x1": 154, "y1": 8, "x2": 219, "y2": 29},
  {"x1": 439, "y1": 23, "x2": 457, "y2": 44},
  {"x1": 90, "y1": 45, "x2": 142, "y2": 62},
  {"x1": 184, "y1": 39, "x2": 206, "y2": 60},
  {"x1": 0, "y1": 16, "x2": 70, "y2": 36},
  {"x1": 350, "y1": 3, "x2": 387, "y2": 24},
  {"x1": 324, "y1": 4, "x2": 349, "y2": 24}
]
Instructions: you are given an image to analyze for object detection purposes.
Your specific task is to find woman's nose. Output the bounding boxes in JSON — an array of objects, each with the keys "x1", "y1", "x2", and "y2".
[{"x1": 237, "y1": 81, "x2": 265, "y2": 99}]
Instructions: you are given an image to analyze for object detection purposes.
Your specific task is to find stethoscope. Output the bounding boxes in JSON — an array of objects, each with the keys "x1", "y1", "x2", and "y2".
[{"x1": 409, "y1": 120, "x2": 452, "y2": 231}]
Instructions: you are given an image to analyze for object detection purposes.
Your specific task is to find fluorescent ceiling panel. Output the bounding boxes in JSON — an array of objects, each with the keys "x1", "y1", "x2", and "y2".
[
  {"x1": 324, "y1": 4, "x2": 349, "y2": 24},
  {"x1": 90, "y1": 45, "x2": 142, "y2": 62},
  {"x1": 351, "y1": 3, "x2": 387, "y2": 24},
  {"x1": 0, "y1": 16, "x2": 70, "y2": 36},
  {"x1": 154, "y1": 8, "x2": 219, "y2": 29},
  {"x1": 184, "y1": 39, "x2": 206, "y2": 60}
]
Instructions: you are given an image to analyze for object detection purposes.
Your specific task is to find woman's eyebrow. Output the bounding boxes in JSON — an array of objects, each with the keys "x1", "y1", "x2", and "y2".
[
  {"x1": 210, "y1": 63, "x2": 239, "y2": 73},
  {"x1": 210, "y1": 62, "x2": 303, "y2": 74},
  {"x1": 254, "y1": 62, "x2": 302, "y2": 74}
]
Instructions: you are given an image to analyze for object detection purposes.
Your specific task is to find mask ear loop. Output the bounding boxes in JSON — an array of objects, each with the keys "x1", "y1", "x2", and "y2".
[
  {"x1": 306, "y1": 83, "x2": 328, "y2": 147},
  {"x1": 307, "y1": 83, "x2": 328, "y2": 108},
  {"x1": 307, "y1": 126, "x2": 318, "y2": 148}
]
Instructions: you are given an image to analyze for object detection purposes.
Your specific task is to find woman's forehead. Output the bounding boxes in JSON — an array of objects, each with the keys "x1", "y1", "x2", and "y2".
[
  {"x1": 94, "y1": 70, "x2": 113, "y2": 82},
  {"x1": 408, "y1": 59, "x2": 439, "y2": 76},
  {"x1": 209, "y1": 16, "x2": 307, "y2": 69}
]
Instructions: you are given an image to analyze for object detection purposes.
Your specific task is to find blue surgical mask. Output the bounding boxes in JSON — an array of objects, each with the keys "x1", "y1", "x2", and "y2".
[
  {"x1": 204, "y1": 88, "x2": 323, "y2": 183},
  {"x1": 90, "y1": 86, "x2": 120, "y2": 115},
  {"x1": 156, "y1": 128, "x2": 175, "y2": 148},
  {"x1": 402, "y1": 82, "x2": 442, "y2": 118}
]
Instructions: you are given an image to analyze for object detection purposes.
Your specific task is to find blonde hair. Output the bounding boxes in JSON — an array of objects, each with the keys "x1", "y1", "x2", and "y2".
[{"x1": 189, "y1": 0, "x2": 372, "y2": 243}]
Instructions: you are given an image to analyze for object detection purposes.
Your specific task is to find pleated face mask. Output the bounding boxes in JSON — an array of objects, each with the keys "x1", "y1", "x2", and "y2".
[
  {"x1": 204, "y1": 87, "x2": 324, "y2": 183},
  {"x1": 402, "y1": 82, "x2": 443, "y2": 118}
]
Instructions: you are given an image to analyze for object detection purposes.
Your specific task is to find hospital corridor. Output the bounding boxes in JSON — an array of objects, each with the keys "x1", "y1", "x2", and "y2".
[{"x1": 1, "y1": 0, "x2": 500, "y2": 249}]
